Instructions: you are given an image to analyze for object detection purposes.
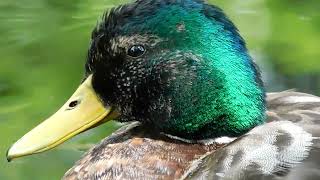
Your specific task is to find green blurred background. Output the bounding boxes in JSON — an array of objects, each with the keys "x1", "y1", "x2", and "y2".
[{"x1": 0, "y1": 0, "x2": 319, "y2": 179}]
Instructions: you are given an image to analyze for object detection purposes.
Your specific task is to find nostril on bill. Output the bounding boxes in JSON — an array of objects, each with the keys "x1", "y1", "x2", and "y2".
[{"x1": 67, "y1": 100, "x2": 80, "y2": 110}]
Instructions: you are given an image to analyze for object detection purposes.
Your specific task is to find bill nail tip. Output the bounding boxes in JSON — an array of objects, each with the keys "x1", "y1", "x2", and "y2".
[{"x1": 6, "y1": 145, "x2": 13, "y2": 162}]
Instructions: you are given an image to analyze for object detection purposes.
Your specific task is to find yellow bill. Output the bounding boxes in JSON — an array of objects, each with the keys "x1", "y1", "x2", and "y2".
[{"x1": 7, "y1": 75, "x2": 117, "y2": 161}]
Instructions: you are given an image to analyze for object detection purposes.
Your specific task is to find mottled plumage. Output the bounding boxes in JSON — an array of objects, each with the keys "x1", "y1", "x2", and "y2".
[{"x1": 63, "y1": 122, "x2": 222, "y2": 179}]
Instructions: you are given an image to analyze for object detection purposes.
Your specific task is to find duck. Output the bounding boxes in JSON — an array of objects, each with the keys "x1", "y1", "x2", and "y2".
[{"x1": 7, "y1": 0, "x2": 320, "y2": 179}]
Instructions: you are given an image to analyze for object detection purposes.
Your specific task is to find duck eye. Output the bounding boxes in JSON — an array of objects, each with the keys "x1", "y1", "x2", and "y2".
[{"x1": 128, "y1": 45, "x2": 145, "y2": 57}]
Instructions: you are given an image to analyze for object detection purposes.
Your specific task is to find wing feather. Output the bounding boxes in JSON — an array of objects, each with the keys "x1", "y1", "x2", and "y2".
[{"x1": 184, "y1": 92, "x2": 320, "y2": 180}]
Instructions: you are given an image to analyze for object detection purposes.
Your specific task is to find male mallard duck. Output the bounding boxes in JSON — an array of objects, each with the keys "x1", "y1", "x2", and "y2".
[{"x1": 7, "y1": 0, "x2": 320, "y2": 179}]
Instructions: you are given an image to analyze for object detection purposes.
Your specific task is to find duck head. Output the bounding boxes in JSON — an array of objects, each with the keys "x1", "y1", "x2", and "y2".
[{"x1": 7, "y1": 0, "x2": 266, "y2": 161}]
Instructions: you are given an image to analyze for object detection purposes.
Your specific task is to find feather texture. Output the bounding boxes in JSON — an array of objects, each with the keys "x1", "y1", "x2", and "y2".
[{"x1": 63, "y1": 92, "x2": 320, "y2": 180}]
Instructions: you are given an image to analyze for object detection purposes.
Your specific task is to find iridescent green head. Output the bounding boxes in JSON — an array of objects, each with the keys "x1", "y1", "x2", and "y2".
[
  {"x1": 6, "y1": 0, "x2": 267, "y2": 162},
  {"x1": 88, "y1": 0, "x2": 266, "y2": 139}
]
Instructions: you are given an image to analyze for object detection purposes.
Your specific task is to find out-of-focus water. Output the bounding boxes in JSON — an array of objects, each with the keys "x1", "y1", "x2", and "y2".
[{"x1": 0, "y1": 0, "x2": 319, "y2": 179}]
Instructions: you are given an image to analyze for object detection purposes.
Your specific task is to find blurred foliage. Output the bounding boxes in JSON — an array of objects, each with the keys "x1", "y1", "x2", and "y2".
[
  {"x1": 265, "y1": 0, "x2": 320, "y2": 75},
  {"x1": 0, "y1": 0, "x2": 319, "y2": 179}
]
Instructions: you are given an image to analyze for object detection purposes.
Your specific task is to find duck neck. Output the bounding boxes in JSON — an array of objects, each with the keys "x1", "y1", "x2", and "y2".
[{"x1": 157, "y1": 11, "x2": 266, "y2": 139}]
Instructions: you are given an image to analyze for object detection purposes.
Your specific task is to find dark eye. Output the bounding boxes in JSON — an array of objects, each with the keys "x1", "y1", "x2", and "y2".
[{"x1": 128, "y1": 45, "x2": 145, "y2": 57}]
